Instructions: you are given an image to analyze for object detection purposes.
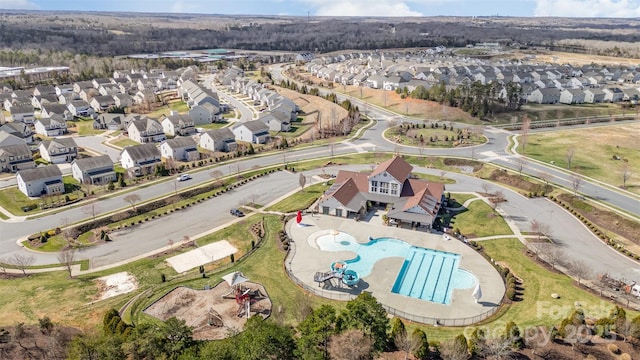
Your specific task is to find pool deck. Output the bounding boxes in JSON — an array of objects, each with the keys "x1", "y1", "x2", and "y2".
[{"x1": 287, "y1": 213, "x2": 505, "y2": 324}]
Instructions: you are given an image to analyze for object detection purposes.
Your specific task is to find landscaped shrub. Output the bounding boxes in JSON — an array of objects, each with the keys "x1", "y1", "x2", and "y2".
[{"x1": 506, "y1": 287, "x2": 517, "y2": 301}]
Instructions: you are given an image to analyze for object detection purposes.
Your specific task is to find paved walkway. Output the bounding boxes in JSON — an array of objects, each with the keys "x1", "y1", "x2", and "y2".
[{"x1": 286, "y1": 213, "x2": 505, "y2": 324}]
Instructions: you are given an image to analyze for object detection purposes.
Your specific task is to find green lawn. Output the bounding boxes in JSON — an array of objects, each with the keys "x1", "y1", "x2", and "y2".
[
  {"x1": 412, "y1": 173, "x2": 456, "y2": 184},
  {"x1": 146, "y1": 100, "x2": 189, "y2": 119},
  {"x1": 447, "y1": 193, "x2": 477, "y2": 208},
  {"x1": 521, "y1": 123, "x2": 640, "y2": 194},
  {"x1": 448, "y1": 200, "x2": 512, "y2": 237},
  {"x1": 387, "y1": 126, "x2": 486, "y2": 148},
  {"x1": 77, "y1": 120, "x2": 105, "y2": 136},
  {"x1": 111, "y1": 138, "x2": 140, "y2": 148},
  {"x1": 197, "y1": 122, "x2": 228, "y2": 130},
  {"x1": 0, "y1": 187, "x2": 39, "y2": 215},
  {"x1": 265, "y1": 182, "x2": 330, "y2": 213}
]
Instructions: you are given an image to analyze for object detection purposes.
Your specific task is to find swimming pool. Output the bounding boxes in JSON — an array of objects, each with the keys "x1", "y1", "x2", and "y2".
[{"x1": 315, "y1": 232, "x2": 477, "y2": 305}]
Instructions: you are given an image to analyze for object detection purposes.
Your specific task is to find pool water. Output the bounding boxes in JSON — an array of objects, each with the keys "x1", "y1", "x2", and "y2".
[{"x1": 315, "y1": 232, "x2": 477, "y2": 305}]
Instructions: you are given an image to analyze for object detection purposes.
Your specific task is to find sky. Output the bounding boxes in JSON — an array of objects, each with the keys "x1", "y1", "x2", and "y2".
[{"x1": 1, "y1": 0, "x2": 639, "y2": 18}]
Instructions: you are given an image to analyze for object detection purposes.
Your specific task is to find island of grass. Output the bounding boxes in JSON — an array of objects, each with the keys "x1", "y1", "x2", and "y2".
[{"x1": 386, "y1": 121, "x2": 486, "y2": 148}]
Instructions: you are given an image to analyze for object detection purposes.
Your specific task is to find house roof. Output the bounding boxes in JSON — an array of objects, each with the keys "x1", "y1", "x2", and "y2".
[
  {"x1": 162, "y1": 137, "x2": 197, "y2": 149},
  {"x1": 72, "y1": 155, "x2": 113, "y2": 172},
  {"x1": 163, "y1": 114, "x2": 193, "y2": 126},
  {"x1": 121, "y1": 143, "x2": 160, "y2": 160},
  {"x1": 42, "y1": 103, "x2": 69, "y2": 115},
  {"x1": 0, "y1": 142, "x2": 31, "y2": 156},
  {"x1": 325, "y1": 177, "x2": 368, "y2": 211},
  {"x1": 36, "y1": 116, "x2": 65, "y2": 126},
  {"x1": 234, "y1": 119, "x2": 269, "y2": 134},
  {"x1": 0, "y1": 130, "x2": 25, "y2": 146},
  {"x1": 18, "y1": 165, "x2": 62, "y2": 182},
  {"x1": 10, "y1": 105, "x2": 34, "y2": 114},
  {"x1": 203, "y1": 128, "x2": 235, "y2": 142},
  {"x1": 129, "y1": 118, "x2": 163, "y2": 133},
  {"x1": 0, "y1": 122, "x2": 30, "y2": 136},
  {"x1": 41, "y1": 138, "x2": 77, "y2": 152},
  {"x1": 370, "y1": 155, "x2": 413, "y2": 183}
]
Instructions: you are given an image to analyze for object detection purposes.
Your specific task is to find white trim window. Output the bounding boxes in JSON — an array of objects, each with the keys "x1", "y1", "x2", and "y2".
[
  {"x1": 380, "y1": 182, "x2": 389, "y2": 194},
  {"x1": 390, "y1": 183, "x2": 398, "y2": 196},
  {"x1": 370, "y1": 180, "x2": 378, "y2": 193}
]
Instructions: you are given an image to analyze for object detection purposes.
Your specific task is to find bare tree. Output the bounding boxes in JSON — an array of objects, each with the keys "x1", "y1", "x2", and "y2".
[
  {"x1": 124, "y1": 193, "x2": 141, "y2": 212},
  {"x1": 394, "y1": 328, "x2": 420, "y2": 360},
  {"x1": 82, "y1": 201, "x2": 100, "y2": 222},
  {"x1": 328, "y1": 329, "x2": 373, "y2": 360},
  {"x1": 60, "y1": 218, "x2": 80, "y2": 246},
  {"x1": 481, "y1": 182, "x2": 492, "y2": 196},
  {"x1": 57, "y1": 248, "x2": 76, "y2": 279},
  {"x1": 567, "y1": 260, "x2": 590, "y2": 286},
  {"x1": 565, "y1": 148, "x2": 575, "y2": 170},
  {"x1": 481, "y1": 337, "x2": 514, "y2": 360},
  {"x1": 570, "y1": 175, "x2": 583, "y2": 197},
  {"x1": 9, "y1": 254, "x2": 34, "y2": 276},
  {"x1": 520, "y1": 115, "x2": 531, "y2": 154},
  {"x1": 488, "y1": 190, "x2": 506, "y2": 210},
  {"x1": 299, "y1": 173, "x2": 306, "y2": 192},
  {"x1": 622, "y1": 162, "x2": 632, "y2": 189},
  {"x1": 515, "y1": 157, "x2": 527, "y2": 176},
  {"x1": 542, "y1": 246, "x2": 564, "y2": 271},
  {"x1": 440, "y1": 338, "x2": 470, "y2": 360},
  {"x1": 530, "y1": 220, "x2": 552, "y2": 242}
]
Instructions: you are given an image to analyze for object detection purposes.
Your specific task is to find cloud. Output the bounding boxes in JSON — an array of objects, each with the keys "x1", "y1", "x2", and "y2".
[
  {"x1": 0, "y1": 0, "x2": 39, "y2": 10},
  {"x1": 534, "y1": 0, "x2": 640, "y2": 17},
  {"x1": 301, "y1": 0, "x2": 423, "y2": 17}
]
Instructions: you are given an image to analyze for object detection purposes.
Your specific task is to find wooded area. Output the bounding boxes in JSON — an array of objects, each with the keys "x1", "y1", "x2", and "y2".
[{"x1": 0, "y1": 11, "x2": 639, "y2": 57}]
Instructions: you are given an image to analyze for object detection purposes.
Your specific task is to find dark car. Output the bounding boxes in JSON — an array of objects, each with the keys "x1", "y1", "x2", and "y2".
[{"x1": 230, "y1": 208, "x2": 244, "y2": 217}]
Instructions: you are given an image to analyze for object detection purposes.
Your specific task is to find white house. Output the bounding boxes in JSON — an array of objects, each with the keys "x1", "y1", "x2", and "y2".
[
  {"x1": 259, "y1": 111, "x2": 291, "y2": 132},
  {"x1": 583, "y1": 88, "x2": 606, "y2": 104},
  {"x1": 127, "y1": 118, "x2": 166, "y2": 143},
  {"x1": 189, "y1": 103, "x2": 220, "y2": 125},
  {"x1": 41, "y1": 103, "x2": 73, "y2": 120},
  {"x1": 231, "y1": 120, "x2": 270, "y2": 144},
  {"x1": 559, "y1": 89, "x2": 585, "y2": 104},
  {"x1": 9, "y1": 105, "x2": 35, "y2": 123},
  {"x1": 120, "y1": 143, "x2": 161, "y2": 177},
  {"x1": 527, "y1": 88, "x2": 560, "y2": 104},
  {"x1": 0, "y1": 142, "x2": 34, "y2": 173},
  {"x1": 159, "y1": 137, "x2": 199, "y2": 161},
  {"x1": 67, "y1": 100, "x2": 94, "y2": 117},
  {"x1": 603, "y1": 87, "x2": 624, "y2": 102},
  {"x1": 34, "y1": 116, "x2": 67, "y2": 137},
  {"x1": 113, "y1": 93, "x2": 134, "y2": 108},
  {"x1": 71, "y1": 155, "x2": 116, "y2": 185},
  {"x1": 161, "y1": 114, "x2": 195, "y2": 136},
  {"x1": 17, "y1": 165, "x2": 64, "y2": 197},
  {"x1": 90, "y1": 95, "x2": 117, "y2": 113},
  {"x1": 199, "y1": 128, "x2": 237, "y2": 153},
  {"x1": 38, "y1": 138, "x2": 78, "y2": 164}
]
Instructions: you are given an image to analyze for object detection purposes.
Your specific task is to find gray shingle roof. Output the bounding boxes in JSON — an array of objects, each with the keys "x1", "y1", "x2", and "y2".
[
  {"x1": 204, "y1": 128, "x2": 234, "y2": 142},
  {"x1": 17, "y1": 165, "x2": 62, "y2": 182},
  {"x1": 163, "y1": 137, "x2": 197, "y2": 149},
  {"x1": 72, "y1": 155, "x2": 113, "y2": 172},
  {"x1": 121, "y1": 143, "x2": 160, "y2": 160}
]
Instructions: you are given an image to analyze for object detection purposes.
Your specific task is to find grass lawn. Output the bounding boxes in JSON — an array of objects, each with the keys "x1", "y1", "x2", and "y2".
[
  {"x1": 77, "y1": 120, "x2": 105, "y2": 136},
  {"x1": 197, "y1": 122, "x2": 228, "y2": 130},
  {"x1": 265, "y1": 182, "x2": 330, "y2": 213},
  {"x1": 412, "y1": 173, "x2": 456, "y2": 184},
  {"x1": 111, "y1": 138, "x2": 140, "y2": 148},
  {"x1": 521, "y1": 123, "x2": 640, "y2": 194},
  {"x1": 0, "y1": 187, "x2": 39, "y2": 215},
  {"x1": 387, "y1": 125, "x2": 486, "y2": 148},
  {"x1": 448, "y1": 200, "x2": 512, "y2": 238},
  {"x1": 447, "y1": 193, "x2": 478, "y2": 208}
]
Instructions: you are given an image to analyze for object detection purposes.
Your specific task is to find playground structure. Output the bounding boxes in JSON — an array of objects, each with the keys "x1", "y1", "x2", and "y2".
[{"x1": 314, "y1": 260, "x2": 360, "y2": 287}]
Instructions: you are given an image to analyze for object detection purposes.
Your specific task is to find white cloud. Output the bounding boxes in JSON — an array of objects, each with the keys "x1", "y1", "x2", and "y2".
[
  {"x1": 0, "y1": 0, "x2": 39, "y2": 10},
  {"x1": 302, "y1": 0, "x2": 423, "y2": 17},
  {"x1": 170, "y1": 1, "x2": 201, "y2": 13},
  {"x1": 534, "y1": 0, "x2": 640, "y2": 17}
]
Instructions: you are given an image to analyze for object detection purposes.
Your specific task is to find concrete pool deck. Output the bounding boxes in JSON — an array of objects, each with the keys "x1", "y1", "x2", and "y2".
[{"x1": 287, "y1": 213, "x2": 506, "y2": 325}]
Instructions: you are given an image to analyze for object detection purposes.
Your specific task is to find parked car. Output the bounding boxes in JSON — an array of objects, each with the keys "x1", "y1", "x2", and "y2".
[
  {"x1": 177, "y1": 174, "x2": 192, "y2": 182},
  {"x1": 230, "y1": 208, "x2": 244, "y2": 217}
]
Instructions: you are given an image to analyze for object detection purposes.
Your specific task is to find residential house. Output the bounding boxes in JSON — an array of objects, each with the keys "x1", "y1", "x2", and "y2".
[
  {"x1": 159, "y1": 137, "x2": 199, "y2": 161},
  {"x1": 112, "y1": 93, "x2": 134, "y2": 108},
  {"x1": 120, "y1": 143, "x2": 162, "y2": 176},
  {"x1": 55, "y1": 84, "x2": 74, "y2": 97},
  {"x1": 0, "y1": 122, "x2": 34, "y2": 143},
  {"x1": 71, "y1": 155, "x2": 116, "y2": 185},
  {"x1": 0, "y1": 142, "x2": 34, "y2": 173},
  {"x1": 67, "y1": 100, "x2": 94, "y2": 117},
  {"x1": 127, "y1": 118, "x2": 166, "y2": 143},
  {"x1": 527, "y1": 88, "x2": 560, "y2": 104},
  {"x1": 134, "y1": 90, "x2": 156, "y2": 104},
  {"x1": 583, "y1": 88, "x2": 606, "y2": 104},
  {"x1": 33, "y1": 85, "x2": 57, "y2": 97},
  {"x1": 98, "y1": 84, "x2": 121, "y2": 96},
  {"x1": 259, "y1": 111, "x2": 291, "y2": 132},
  {"x1": 622, "y1": 88, "x2": 640, "y2": 103},
  {"x1": 9, "y1": 105, "x2": 35, "y2": 123},
  {"x1": 38, "y1": 138, "x2": 78, "y2": 164},
  {"x1": 231, "y1": 120, "x2": 270, "y2": 144},
  {"x1": 318, "y1": 155, "x2": 444, "y2": 228},
  {"x1": 603, "y1": 87, "x2": 624, "y2": 102},
  {"x1": 189, "y1": 103, "x2": 220, "y2": 125},
  {"x1": 41, "y1": 103, "x2": 73, "y2": 120},
  {"x1": 199, "y1": 128, "x2": 237, "y2": 153},
  {"x1": 90, "y1": 95, "x2": 117, "y2": 113},
  {"x1": 32, "y1": 94, "x2": 59, "y2": 109},
  {"x1": 34, "y1": 116, "x2": 67, "y2": 136},
  {"x1": 559, "y1": 89, "x2": 585, "y2": 104},
  {"x1": 161, "y1": 114, "x2": 195, "y2": 136},
  {"x1": 0, "y1": 131, "x2": 24, "y2": 147},
  {"x1": 92, "y1": 78, "x2": 112, "y2": 89},
  {"x1": 73, "y1": 81, "x2": 94, "y2": 94},
  {"x1": 93, "y1": 113, "x2": 124, "y2": 130},
  {"x1": 16, "y1": 165, "x2": 64, "y2": 197}
]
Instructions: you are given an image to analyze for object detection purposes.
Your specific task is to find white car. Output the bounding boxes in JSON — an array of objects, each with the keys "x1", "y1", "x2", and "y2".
[{"x1": 177, "y1": 174, "x2": 192, "y2": 182}]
